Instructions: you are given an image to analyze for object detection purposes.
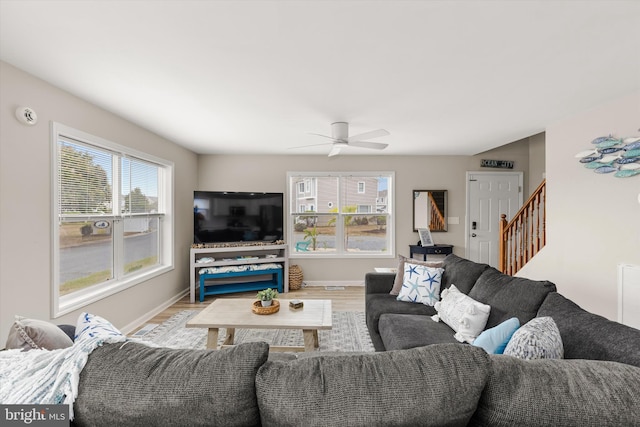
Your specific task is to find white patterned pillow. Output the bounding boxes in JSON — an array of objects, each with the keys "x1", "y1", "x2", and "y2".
[
  {"x1": 396, "y1": 263, "x2": 444, "y2": 306},
  {"x1": 432, "y1": 285, "x2": 491, "y2": 343},
  {"x1": 75, "y1": 312, "x2": 124, "y2": 342},
  {"x1": 503, "y1": 316, "x2": 564, "y2": 360}
]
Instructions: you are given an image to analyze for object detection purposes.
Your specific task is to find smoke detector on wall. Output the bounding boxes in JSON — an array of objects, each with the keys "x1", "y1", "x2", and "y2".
[{"x1": 15, "y1": 106, "x2": 38, "y2": 126}]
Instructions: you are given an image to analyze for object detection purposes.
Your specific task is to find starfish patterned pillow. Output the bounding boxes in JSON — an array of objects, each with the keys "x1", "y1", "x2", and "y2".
[{"x1": 396, "y1": 262, "x2": 444, "y2": 306}]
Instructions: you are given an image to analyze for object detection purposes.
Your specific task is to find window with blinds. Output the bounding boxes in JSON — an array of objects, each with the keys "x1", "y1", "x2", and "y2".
[{"x1": 52, "y1": 123, "x2": 173, "y2": 316}]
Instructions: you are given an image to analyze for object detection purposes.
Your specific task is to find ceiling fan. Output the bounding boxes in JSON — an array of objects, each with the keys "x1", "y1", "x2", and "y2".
[{"x1": 292, "y1": 122, "x2": 390, "y2": 157}]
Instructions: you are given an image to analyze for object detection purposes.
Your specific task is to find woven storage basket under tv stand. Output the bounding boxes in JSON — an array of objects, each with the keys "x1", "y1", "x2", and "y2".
[{"x1": 289, "y1": 265, "x2": 303, "y2": 290}]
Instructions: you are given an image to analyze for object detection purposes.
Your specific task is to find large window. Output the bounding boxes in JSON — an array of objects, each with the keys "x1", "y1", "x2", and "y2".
[
  {"x1": 288, "y1": 172, "x2": 394, "y2": 257},
  {"x1": 52, "y1": 123, "x2": 173, "y2": 316}
]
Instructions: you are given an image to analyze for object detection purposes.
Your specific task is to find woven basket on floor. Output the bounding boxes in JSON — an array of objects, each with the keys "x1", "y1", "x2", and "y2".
[{"x1": 289, "y1": 265, "x2": 303, "y2": 290}]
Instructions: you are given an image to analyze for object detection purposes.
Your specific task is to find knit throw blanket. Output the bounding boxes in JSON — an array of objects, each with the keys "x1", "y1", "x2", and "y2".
[{"x1": 0, "y1": 313, "x2": 126, "y2": 420}]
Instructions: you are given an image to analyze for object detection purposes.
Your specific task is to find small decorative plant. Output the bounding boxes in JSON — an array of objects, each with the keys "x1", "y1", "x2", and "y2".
[{"x1": 256, "y1": 288, "x2": 279, "y2": 306}]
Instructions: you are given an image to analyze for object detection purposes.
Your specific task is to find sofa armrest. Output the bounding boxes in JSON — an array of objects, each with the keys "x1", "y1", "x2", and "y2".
[{"x1": 365, "y1": 272, "x2": 395, "y2": 295}]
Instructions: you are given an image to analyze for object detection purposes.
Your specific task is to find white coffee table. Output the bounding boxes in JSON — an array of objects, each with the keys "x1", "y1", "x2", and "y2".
[{"x1": 186, "y1": 299, "x2": 332, "y2": 352}]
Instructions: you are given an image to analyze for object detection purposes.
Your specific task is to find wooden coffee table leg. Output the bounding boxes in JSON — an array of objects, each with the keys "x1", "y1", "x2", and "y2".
[
  {"x1": 223, "y1": 328, "x2": 235, "y2": 347},
  {"x1": 303, "y1": 329, "x2": 317, "y2": 352},
  {"x1": 313, "y1": 330, "x2": 319, "y2": 348},
  {"x1": 206, "y1": 328, "x2": 219, "y2": 349}
]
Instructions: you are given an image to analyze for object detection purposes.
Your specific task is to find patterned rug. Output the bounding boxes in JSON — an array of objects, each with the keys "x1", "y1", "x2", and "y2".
[{"x1": 133, "y1": 310, "x2": 375, "y2": 352}]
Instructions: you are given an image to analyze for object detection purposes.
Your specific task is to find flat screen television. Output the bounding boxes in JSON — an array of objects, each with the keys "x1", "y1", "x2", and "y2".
[{"x1": 193, "y1": 191, "x2": 284, "y2": 244}]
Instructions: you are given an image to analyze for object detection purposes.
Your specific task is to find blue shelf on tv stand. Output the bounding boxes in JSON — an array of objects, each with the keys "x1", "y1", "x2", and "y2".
[{"x1": 199, "y1": 268, "x2": 283, "y2": 302}]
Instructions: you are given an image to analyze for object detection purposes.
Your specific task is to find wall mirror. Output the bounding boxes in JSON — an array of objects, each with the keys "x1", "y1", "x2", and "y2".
[{"x1": 413, "y1": 190, "x2": 448, "y2": 232}]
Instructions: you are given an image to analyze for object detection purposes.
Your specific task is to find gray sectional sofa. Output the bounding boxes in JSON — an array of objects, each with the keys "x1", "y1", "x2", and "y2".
[
  {"x1": 67, "y1": 254, "x2": 640, "y2": 425},
  {"x1": 363, "y1": 253, "x2": 640, "y2": 425},
  {"x1": 365, "y1": 254, "x2": 640, "y2": 366},
  {"x1": 71, "y1": 340, "x2": 640, "y2": 427}
]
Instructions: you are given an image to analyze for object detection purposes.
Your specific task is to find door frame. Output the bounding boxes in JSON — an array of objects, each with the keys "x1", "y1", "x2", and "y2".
[{"x1": 464, "y1": 171, "x2": 524, "y2": 262}]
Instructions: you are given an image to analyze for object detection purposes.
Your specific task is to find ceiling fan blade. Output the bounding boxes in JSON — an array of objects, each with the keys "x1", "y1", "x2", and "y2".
[
  {"x1": 328, "y1": 145, "x2": 342, "y2": 157},
  {"x1": 288, "y1": 142, "x2": 334, "y2": 149},
  {"x1": 347, "y1": 129, "x2": 389, "y2": 142},
  {"x1": 308, "y1": 132, "x2": 336, "y2": 141},
  {"x1": 348, "y1": 140, "x2": 389, "y2": 150}
]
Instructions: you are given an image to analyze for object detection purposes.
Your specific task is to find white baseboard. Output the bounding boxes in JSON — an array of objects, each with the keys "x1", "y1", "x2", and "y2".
[
  {"x1": 303, "y1": 280, "x2": 365, "y2": 287},
  {"x1": 120, "y1": 288, "x2": 189, "y2": 335}
]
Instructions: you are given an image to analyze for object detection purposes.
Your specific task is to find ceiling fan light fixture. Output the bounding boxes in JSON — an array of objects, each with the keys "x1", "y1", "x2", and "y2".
[
  {"x1": 331, "y1": 122, "x2": 349, "y2": 141},
  {"x1": 293, "y1": 121, "x2": 390, "y2": 156}
]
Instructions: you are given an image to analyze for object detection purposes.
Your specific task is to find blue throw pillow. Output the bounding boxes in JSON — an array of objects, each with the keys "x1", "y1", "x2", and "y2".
[{"x1": 473, "y1": 317, "x2": 520, "y2": 354}]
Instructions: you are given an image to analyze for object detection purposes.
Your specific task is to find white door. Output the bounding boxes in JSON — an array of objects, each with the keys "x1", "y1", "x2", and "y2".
[{"x1": 466, "y1": 172, "x2": 523, "y2": 267}]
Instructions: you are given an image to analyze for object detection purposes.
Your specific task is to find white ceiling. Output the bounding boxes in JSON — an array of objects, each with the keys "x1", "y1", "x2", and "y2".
[{"x1": 1, "y1": 1, "x2": 639, "y2": 156}]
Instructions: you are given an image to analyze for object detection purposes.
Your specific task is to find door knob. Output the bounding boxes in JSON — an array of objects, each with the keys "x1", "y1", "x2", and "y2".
[{"x1": 471, "y1": 233, "x2": 477, "y2": 237}]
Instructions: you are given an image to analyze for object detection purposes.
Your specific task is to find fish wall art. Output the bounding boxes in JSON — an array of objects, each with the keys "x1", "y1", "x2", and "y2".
[{"x1": 575, "y1": 135, "x2": 640, "y2": 178}]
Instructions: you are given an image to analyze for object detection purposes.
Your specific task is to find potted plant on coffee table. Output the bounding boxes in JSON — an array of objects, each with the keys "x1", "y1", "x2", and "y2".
[{"x1": 256, "y1": 288, "x2": 278, "y2": 307}]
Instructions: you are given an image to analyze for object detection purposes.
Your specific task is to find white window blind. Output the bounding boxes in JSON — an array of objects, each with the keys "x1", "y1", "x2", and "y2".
[{"x1": 58, "y1": 137, "x2": 113, "y2": 216}]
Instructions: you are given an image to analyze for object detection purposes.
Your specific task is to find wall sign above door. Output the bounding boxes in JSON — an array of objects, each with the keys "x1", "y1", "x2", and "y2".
[{"x1": 481, "y1": 159, "x2": 514, "y2": 169}]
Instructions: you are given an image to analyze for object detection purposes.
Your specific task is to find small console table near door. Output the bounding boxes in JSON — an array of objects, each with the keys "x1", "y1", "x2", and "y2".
[
  {"x1": 409, "y1": 244, "x2": 453, "y2": 261},
  {"x1": 189, "y1": 243, "x2": 289, "y2": 303}
]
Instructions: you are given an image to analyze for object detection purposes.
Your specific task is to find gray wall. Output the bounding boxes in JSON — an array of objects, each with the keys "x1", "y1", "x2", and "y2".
[
  {"x1": 0, "y1": 61, "x2": 198, "y2": 344},
  {"x1": 197, "y1": 138, "x2": 533, "y2": 282},
  {"x1": 0, "y1": 58, "x2": 546, "y2": 346},
  {"x1": 528, "y1": 132, "x2": 546, "y2": 194},
  {"x1": 518, "y1": 91, "x2": 640, "y2": 321}
]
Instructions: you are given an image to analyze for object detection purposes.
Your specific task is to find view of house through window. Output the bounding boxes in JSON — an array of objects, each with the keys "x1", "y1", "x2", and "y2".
[
  {"x1": 288, "y1": 172, "x2": 394, "y2": 256},
  {"x1": 52, "y1": 123, "x2": 173, "y2": 316}
]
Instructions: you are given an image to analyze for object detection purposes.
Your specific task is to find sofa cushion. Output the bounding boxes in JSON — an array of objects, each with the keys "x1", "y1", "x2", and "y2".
[
  {"x1": 365, "y1": 293, "x2": 437, "y2": 351},
  {"x1": 469, "y1": 355, "x2": 640, "y2": 427},
  {"x1": 433, "y1": 285, "x2": 491, "y2": 343},
  {"x1": 256, "y1": 343, "x2": 491, "y2": 427},
  {"x1": 503, "y1": 316, "x2": 563, "y2": 360},
  {"x1": 74, "y1": 341, "x2": 269, "y2": 427},
  {"x1": 537, "y1": 292, "x2": 640, "y2": 367},
  {"x1": 390, "y1": 254, "x2": 444, "y2": 295},
  {"x1": 396, "y1": 263, "x2": 444, "y2": 306},
  {"x1": 473, "y1": 317, "x2": 520, "y2": 354},
  {"x1": 379, "y1": 313, "x2": 460, "y2": 350},
  {"x1": 5, "y1": 315, "x2": 73, "y2": 351},
  {"x1": 441, "y1": 254, "x2": 490, "y2": 294},
  {"x1": 57, "y1": 324, "x2": 76, "y2": 342},
  {"x1": 468, "y1": 267, "x2": 556, "y2": 329}
]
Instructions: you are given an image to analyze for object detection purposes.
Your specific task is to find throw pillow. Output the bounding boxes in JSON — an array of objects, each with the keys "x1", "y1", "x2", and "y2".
[
  {"x1": 432, "y1": 285, "x2": 491, "y2": 343},
  {"x1": 396, "y1": 262, "x2": 444, "y2": 306},
  {"x1": 503, "y1": 316, "x2": 564, "y2": 360},
  {"x1": 4, "y1": 315, "x2": 73, "y2": 351},
  {"x1": 473, "y1": 317, "x2": 520, "y2": 354},
  {"x1": 75, "y1": 312, "x2": 124, "y2": 342},
  {"x1": 390, "y1": 255, "x2": 444, "y2": 295}
]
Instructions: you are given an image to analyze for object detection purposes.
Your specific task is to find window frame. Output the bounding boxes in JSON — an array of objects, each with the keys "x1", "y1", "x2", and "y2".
[
  {"x1": 287, "y1": 171, "x2": 395, "y2": 259},
  {"x1": 51, "y1": 122, "x2": 174, "y2": 317}
]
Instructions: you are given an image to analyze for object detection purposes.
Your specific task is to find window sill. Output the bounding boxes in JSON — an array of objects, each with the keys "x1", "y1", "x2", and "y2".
[
  {"x1": 54, "y1": 264, "x2": 173, "y2": 317},
  {"x1": 289, "y1": 253, "x2": 394, "y2": 259}
]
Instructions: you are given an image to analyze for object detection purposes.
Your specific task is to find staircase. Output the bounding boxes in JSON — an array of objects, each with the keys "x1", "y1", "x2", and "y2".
[
  {"x1": 498, "y1": 180, "x2": 546, "y2": 275},
  {"x1": 427, "y1": 191, "x2": 446, "y2": 231}
]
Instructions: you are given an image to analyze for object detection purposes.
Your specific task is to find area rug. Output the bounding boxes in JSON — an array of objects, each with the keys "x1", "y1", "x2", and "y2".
[{"x1": 133, "y1": 310, "x2": 375, "y2": 352}]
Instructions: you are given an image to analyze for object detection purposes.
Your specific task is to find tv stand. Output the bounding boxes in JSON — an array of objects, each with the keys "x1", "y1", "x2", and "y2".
[{"x1": 189, "y1": 243, "x2": 289, "y2": 303}]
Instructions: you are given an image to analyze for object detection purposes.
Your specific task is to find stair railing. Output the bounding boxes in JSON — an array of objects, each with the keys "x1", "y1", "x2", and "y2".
[
  {"x1": 498, "y1": 179, "x2": 546, "y2": 275},
  {"x1": 428, "y1": 192, "x2": 446, "y2": 231}
]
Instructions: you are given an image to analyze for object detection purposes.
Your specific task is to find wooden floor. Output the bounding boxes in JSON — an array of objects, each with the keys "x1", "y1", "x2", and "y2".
[{"x1": 130, "y1": 285, "x2": 365, "y2": 335}]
